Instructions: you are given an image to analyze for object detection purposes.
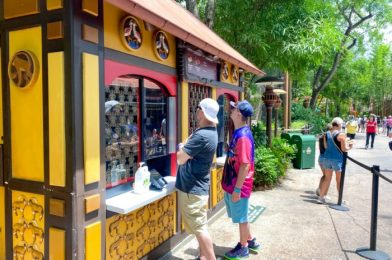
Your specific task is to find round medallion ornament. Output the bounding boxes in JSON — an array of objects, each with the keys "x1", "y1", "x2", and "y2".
[
  {"x1": 8, "y1": 50, "x2": 39, "y2": 88},
  {"x1": 121, "y1": 16, "x2": 142, "y2": 50},
  {"x1": 154, "y1": 31, "x2": 170, "y2": 60}
]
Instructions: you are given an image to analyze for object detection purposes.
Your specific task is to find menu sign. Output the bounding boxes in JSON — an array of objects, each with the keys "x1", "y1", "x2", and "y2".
[{"x1": 185, "y1": 50, "x2": 218, "y2": 82}]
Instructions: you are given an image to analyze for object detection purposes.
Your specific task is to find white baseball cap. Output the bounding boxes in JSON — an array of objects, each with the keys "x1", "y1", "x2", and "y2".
[{"x1": 199, "y1": 98, "x2": 219, "y2": 124}]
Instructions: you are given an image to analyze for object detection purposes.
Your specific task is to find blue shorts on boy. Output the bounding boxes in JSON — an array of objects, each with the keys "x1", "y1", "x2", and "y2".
[{"x1": 224, "y1": 192, "x2": 249, "y2": 223}]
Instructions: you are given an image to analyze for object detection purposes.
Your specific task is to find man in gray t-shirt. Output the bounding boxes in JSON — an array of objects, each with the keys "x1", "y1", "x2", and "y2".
[
  {"x1": 175, "y1": 127, "x2": 217, "y2": 195},
  {"x1": 176, "y1": 98, "x2": 219, "y2": 260}
]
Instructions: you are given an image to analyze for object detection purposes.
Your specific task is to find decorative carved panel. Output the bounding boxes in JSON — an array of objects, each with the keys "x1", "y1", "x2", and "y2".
[
  {"x1": 12, "y1": 192, "x2": 45, "y2": 259},
  {"x1": 188, "y1": 84, "x2": 211, "y2": 135},
  {"x1": 216, "y1": 168, "x2": 224, "y2": 204},
  {"x1": 106, "y1": 193, "x2": 176, "y2": 259}
]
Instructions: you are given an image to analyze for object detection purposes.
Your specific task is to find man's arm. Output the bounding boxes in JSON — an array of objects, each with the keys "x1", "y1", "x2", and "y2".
[{"x1": 176, "y1": 144, "x2": 192, "y2": 165}]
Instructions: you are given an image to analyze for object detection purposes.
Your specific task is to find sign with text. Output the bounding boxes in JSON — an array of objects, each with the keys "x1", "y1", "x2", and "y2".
[{"x1": 185, "y1": 50, "x2": 218, "y2": 82}]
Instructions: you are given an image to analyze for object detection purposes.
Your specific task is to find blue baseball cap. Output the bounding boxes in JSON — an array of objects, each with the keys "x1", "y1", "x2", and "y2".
[{"x1": 230, "y1": 100, "x2": 254, "y2": 117}]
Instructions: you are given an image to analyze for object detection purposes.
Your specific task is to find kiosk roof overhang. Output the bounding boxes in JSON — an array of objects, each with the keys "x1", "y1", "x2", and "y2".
[{"x1": 106, "y1": 0, "x2": 265, "y2": 76}]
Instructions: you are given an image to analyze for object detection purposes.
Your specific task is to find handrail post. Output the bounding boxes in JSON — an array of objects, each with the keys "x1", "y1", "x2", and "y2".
[
  {"x1": 330, "y1": 152, "x2": 349, "y2": 211},
  {"x1": 356, "y1": 165, "x2": 390, "y2": 260}
]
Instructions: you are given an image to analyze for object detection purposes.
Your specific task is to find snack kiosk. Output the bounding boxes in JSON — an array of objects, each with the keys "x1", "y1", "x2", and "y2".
[{"x1": 0, "y1": 0, "x2": 263, "y2": 259}]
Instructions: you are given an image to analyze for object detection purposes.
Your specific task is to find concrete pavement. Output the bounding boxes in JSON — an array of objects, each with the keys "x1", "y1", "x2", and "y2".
[{"x1": 162, "y1": 132, "x2": 392, "y2": 260}]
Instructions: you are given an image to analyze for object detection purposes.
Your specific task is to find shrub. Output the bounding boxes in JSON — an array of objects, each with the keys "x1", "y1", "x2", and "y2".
[
  {"x1": 253, "y1": 138, "x2": 296, "y2": 189},
  {"x1": 254, "y1": 146, "x2": 279, "y2": 187},
  {"x1": 251, "y1": 121, "x2": 267, "y2": 148},
  {"x1": 271, "y1": 138, "x2": 297, "y2": 177},
  {"x1": 291, "y1": 103, "x2": 330, "y2": 135}
]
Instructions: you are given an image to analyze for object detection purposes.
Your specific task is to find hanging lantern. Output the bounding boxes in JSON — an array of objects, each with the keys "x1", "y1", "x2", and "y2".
[{"x1": 262, "y1": 85, "x2": 278, "y2": 107}]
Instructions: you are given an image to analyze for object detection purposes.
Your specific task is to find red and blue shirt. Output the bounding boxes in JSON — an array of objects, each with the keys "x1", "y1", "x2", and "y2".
[{"x1": 222, "y1": 126, "x2": 255, "y2": 198}]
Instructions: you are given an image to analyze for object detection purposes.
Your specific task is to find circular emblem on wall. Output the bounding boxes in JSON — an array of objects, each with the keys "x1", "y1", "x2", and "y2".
[
  {"x1": 154, "y1": 31, "x2": 170, "y2": 60},
  {"x1": 8, "y1": 50, "x2": 39, "y2": 88},
  {"x1": 121, "y1": 16, "x2": 142, "y2": 50},
  {"x1": 221, "y1": 62, "x2": 229, "y2": 80},
  {"x1": 231, "y1": 66, "x2": 239, "y2": 81}
]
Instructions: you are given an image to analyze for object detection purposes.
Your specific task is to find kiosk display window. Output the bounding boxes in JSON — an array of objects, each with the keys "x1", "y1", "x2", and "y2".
[
  {"x1": 105, "y1": 77, "x2": 140, "y2": 188},
  {"x1": 216, "y1": 94, "x2": 234, "y2": 157},
  {"x1": 105, "y1": 75, "x2": 171, "y2": 191},
  {"x1": 143, "y1": 78, "x2": 168, "y2": 161}
]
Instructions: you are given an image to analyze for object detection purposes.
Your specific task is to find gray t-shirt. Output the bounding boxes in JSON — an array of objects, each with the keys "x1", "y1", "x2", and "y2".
[{"x1": 175, "y1": 127, "x2": 218, "y2": 195}]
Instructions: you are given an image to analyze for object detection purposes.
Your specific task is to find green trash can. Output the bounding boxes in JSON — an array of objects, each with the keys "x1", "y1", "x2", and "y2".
[
  {"x1": 281, "y1": 132, "x2": 302, "y2": 144},
  {"x1": 291, "y1": 134, "x2": 316, "y2": 169}
]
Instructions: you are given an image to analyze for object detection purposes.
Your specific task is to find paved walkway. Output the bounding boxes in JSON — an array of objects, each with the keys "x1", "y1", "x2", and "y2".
[{"x1": 163, "y1": 132, "x2": 392, "y2": 260}]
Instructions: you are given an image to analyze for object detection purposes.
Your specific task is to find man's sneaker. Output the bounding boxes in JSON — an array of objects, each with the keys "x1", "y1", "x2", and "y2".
[
  {"x1": 316, "y1": 196, "x2": 326, "y2": 204},
  {"x1": 224, "y1": 242, "x2": 249, "y2": 259},
  {"x1": 247, "y1": 237, "x2": 261, "y2": 252}
]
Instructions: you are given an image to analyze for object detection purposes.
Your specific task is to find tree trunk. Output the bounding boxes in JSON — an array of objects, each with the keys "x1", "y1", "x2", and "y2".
[
  {"x1": 185, "y1": 0, "x2": 199, "y2": 18},
  {"x1": 205, "y1": 0, "x2": 216, "y2": 29}
]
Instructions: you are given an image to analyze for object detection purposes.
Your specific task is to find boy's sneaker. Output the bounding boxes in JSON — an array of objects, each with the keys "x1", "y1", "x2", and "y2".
[
  {"x1": 224, "y1": 242, "x2": 249, "y2": 259},
  {"x1": 247, "y1": 237, "x2": 261, "y2": 252}
]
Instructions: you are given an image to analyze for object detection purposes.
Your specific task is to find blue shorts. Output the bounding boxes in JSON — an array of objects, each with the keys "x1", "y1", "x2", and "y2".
[
  {"x1": 318, "y1": 155, "x2": 325, "y2": 168},
  {"x1": 323, "y1": 159, "x2": 342, "y2": 172},
  {"x1": 224, "y1": 192, "x2": 249, "y2": 223}
]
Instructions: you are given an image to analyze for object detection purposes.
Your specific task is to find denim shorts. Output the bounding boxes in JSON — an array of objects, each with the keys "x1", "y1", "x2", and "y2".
[
  {"x1": 318, "y1": 155, "x2": 325, "y2": 168},
  {"x1": 224, "y1": 192, "x2": 249, "y2": 224},
  {"x1": 323, "y1": 159, "x2": 342, "y2": 172}
]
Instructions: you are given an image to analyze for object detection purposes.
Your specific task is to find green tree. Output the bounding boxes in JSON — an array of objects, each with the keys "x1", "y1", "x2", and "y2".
[
  {"x1": 369, "y1": 43, "x2": 392, "y2": 116},
  {"x1": 309, "y1": 0, "x2": 392, "y2": 110}
]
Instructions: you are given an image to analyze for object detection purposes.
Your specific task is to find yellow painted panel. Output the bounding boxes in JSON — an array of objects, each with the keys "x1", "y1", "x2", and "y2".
[
  {"x1": 12, "y1": 191, "x2": 45, "y2": 258},
  {"x1": 49, "y1": 52, "x2": 66, "y2": 187},
  {"x1": 103, "y1": 2, "x2": 176, "y2": 68},
  {"x1": 9, "y1": 27, "x2": 44, "y2": 182},
  {"x1": 4, "y1": 0, "x2": 39, "y2": 19},
  {"x1": 211, "y1": 88, "x2": 217, "y2": 101},
  {"x1": 85, "y1": 222, "x2": 101, "y2": 260},
  {"x1": 0, "y1": 187, "x2": 4, "y2": 259},
  {"x1": 47, "y1": 21, "x2": 64, "y2": 40},
  {"x1": 0, "y1": 49, "x2": 3, "y2": 144},
  {"x1": 216, "y1": 167, "x2": 224, "y2": 204},
  {"x1": 211, "y1": 168, "x2": 217, "y2": 207},
  {"x1": 82, "y1": 0, "x2": 98, "y2": 16},
  {"x1": 181, "y1": 82, "x2": 189, "y2": 142},
  {"x1": 47, "y1": 0, "x2": 63, "y2": 10},
  {"x1": 83, "y1": 53, "x2": 100, "y2": 184},
  {"x1": 49, "y1": 228, "x2": 65, "y2": 260}
]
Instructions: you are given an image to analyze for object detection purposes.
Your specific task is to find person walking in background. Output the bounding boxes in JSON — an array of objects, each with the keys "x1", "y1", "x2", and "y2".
[
  {"x1": 365, "y1": 114, "x2": 377, "y2": 149},
  {"x1": 346, "y1": 116, "x2": 357, "y2": 140},
  {"x1": 387, "y1": 115, "x2": 392, "y2": 136},
  {"x1": 377, "y1": 115, "x2": 382, "y2": 134},
  {"x1": 316, "y1": 124, "x2": 332, "y2": 197},
  {"x1": 176, "y1": 98, "x2": 219, "y2": 260},
  {"x1": 357, "y1": 117, "x2": 362, "y2": 133},
  {"x1": 222, "y1": 100, "x2": 260, "y2": 259},
  {"x1": 382, "y1": 116, "x2": 387, "y2": 134},
  {"x1": 360, "y1": 115, "x2": 367, "y2": 133},
  {"x1": 317, "y1": 117, "x2": 353, "y2": 204}
]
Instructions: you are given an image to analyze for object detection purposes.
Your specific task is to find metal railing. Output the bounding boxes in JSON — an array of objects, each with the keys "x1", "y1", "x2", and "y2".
[{"x1": 329, "y1": 153, "x2": 391, "y2": 260}]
